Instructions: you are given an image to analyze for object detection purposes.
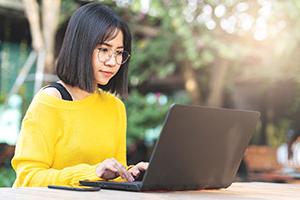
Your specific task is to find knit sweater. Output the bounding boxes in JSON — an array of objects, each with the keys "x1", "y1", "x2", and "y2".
[{"x1": 11, "y1": 89, "x2": 127, "y2": 187}]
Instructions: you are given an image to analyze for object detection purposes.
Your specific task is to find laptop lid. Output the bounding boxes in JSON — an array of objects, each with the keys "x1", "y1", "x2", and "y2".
[{"x1": 140, "y1": 104, "x2": 260, "y2": 191}]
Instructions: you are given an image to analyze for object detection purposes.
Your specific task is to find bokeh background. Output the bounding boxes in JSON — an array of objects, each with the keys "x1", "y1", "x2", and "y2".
[{"x1": 1, "y1": 0, "x2": 300, "y2": 186}]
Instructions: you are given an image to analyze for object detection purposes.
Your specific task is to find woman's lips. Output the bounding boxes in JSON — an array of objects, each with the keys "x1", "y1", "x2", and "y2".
[{"x1": 100, "y1": 70, "x2": 114, "y2": 78}]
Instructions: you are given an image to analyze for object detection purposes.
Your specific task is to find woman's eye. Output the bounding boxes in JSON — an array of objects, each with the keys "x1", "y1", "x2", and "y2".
[
  {"x1": 116, "y1": 51, "x2": 123, "y2": 55},
  {"x1": 98, "y1": 48, "x2": 108, "y2": 52}
]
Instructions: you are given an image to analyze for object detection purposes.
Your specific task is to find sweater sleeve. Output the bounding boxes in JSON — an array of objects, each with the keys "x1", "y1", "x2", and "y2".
[
  {"x1": 115, "y1": 100, "x2": 128, "y2": 168},
  {"x1": 11, "y1": 109, "x2": 100, "y2": 187}
]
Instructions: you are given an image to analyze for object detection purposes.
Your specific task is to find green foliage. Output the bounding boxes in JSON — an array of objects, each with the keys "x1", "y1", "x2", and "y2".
[
  {"x1": 266, "y1": 120, "x2": 290, "y2": 147},
  {"x1": 1, "y1": 42, "x2": 30, "y2": 95},
  {"x1": 0, "y1": 166, "x2": 15, "y2": 187},
  {"x1": 129, "y1": 29, "x2": 177, "y2": 86},
  {"x1": 0, "y1": 42, "x2": 33, "y2": 116},
  {"x1": 125, "y1": 90, "x2": 172, "y2": 144},
  {"x1": 125, "y1": 89, "x2": 190, "y2": 145},
  {"x1": 0, "y1": 95, "x2": 5, "y2": 104},
  {"x1": 60, "y1": 0, "x2": 78, "y2": 24}
]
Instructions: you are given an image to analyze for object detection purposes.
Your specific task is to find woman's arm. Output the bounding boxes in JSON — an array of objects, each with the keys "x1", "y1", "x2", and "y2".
[{"x1": 11, "y1": 116, "x2": 100, "y2": 187}]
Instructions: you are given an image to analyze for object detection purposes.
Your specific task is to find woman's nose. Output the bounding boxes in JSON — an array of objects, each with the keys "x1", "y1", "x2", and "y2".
[{"x1": 104, "y1": 54, "x2": 117, "y2": 67}]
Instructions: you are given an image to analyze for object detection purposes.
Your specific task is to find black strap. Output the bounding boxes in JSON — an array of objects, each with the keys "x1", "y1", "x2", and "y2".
[{"x1": 44, "y1": 82, "x2": 73, "y2": 101}]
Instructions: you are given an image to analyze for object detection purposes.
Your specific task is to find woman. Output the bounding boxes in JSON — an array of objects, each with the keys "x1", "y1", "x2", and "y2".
[{"x1": 12, "y1": 2, "x2": 148, "y2": 187}]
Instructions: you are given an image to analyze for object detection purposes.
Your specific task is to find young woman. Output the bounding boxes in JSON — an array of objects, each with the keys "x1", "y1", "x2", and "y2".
[{"x1": 12, "y1": 2, "x2": 148, "y2": 187}]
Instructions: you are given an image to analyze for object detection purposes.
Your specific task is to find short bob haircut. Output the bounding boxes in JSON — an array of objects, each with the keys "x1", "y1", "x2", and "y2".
[{"x1": 56, "y1": 3, "x2": 131, "y2": 98}]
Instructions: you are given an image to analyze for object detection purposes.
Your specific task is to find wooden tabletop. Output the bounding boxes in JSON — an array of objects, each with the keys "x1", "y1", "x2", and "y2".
[{"x1": 0, "y1": 182, "x2": 299, "y2": 200}]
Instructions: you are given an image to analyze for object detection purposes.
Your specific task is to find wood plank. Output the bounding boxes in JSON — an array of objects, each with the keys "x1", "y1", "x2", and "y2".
[{"x1": 0, "y1": 182, "x2": 299, "y2": 200}]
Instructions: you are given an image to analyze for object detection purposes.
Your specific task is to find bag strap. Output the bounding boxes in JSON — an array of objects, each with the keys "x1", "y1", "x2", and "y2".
[{"x1": 44, "y1": 82, "x2": 73, "y2": 101}]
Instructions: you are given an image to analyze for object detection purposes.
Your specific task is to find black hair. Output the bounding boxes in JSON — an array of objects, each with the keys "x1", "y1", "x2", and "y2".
[{"x1": 56, "y1": 2, "x2": 131, "y2": 97}]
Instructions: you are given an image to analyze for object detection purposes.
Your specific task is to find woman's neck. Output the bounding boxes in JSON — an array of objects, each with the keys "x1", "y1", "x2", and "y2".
[{"x1": 58, "y1": 81, "x2": 95, "y2": 101}]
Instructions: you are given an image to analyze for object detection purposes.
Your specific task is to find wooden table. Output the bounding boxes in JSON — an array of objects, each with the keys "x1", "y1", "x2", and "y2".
[{"x1": 0, "y1": 182, "x2": 299, "y2": 200}]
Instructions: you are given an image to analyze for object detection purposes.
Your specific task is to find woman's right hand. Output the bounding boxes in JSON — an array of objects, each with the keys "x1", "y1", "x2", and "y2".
[{"x1": 96, "y1": 158, "x2": 134, "y2": 182}]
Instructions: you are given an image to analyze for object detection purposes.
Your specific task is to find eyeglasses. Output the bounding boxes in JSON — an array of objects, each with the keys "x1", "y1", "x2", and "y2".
[{"x1": 97, "y1": 47, "x2": 130, "y2": 65}]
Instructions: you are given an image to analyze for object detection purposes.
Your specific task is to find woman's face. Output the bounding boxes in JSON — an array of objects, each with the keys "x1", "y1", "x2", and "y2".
[{"x1": 92, "y1": 30, "x2": 124, "y2": 86}]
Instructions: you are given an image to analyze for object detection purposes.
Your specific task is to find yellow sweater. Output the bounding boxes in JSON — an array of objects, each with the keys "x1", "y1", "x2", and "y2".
[{"x1": 11, "y1": 89, "x2": 127, "y2": 187}]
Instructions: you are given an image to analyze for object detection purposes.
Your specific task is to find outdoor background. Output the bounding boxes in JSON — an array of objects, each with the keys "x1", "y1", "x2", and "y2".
[{"x1": 1, "y1": 0, "x2": 300, "y2": 186}]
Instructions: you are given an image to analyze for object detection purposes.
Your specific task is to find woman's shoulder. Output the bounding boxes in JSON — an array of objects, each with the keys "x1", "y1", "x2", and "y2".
[
  {"x1": 22, "y1": 90, "x2": 59, "y2": 121},
  {"x1": 26, "y1": 88, "x2": 65, "y2": 112},
  {"x1": 40, "y1": 87, "x2": 62, "y2": 99}
]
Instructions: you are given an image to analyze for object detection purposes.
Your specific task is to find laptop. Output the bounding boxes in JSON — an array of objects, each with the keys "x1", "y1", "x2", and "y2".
[{"x1": 80, "y1": 104, "x2": 260, "y2": 191}]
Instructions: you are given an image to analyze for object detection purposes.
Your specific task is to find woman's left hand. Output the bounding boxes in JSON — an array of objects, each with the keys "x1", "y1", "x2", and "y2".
[{"x1": 127, "y1": 162, "x2": 149, "y2": 180}]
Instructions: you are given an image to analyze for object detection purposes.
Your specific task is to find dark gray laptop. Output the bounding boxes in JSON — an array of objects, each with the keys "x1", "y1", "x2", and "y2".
[{"x1": 80, "y1": 104, "x2": 260, "y2": 191}]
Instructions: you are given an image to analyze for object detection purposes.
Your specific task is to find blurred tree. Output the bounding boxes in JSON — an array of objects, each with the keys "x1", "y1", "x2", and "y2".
[
  {"x1": 124, "y1": 0, "x2": 300, "y2": 145},
  {"x1": 15, "y1": 0, "x2": 300, "y2": 145},
  {"x1": 22, "y1": 0, "x2": 61, "y2": 92}
]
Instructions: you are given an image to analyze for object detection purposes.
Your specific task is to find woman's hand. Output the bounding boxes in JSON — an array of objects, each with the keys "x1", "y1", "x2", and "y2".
[
  {"x1": 127, "y1": 162, "x2": 149, "y2": 180},
  {"x1": 96, "y1": 158, "x2": 134, "y2": 182}
]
